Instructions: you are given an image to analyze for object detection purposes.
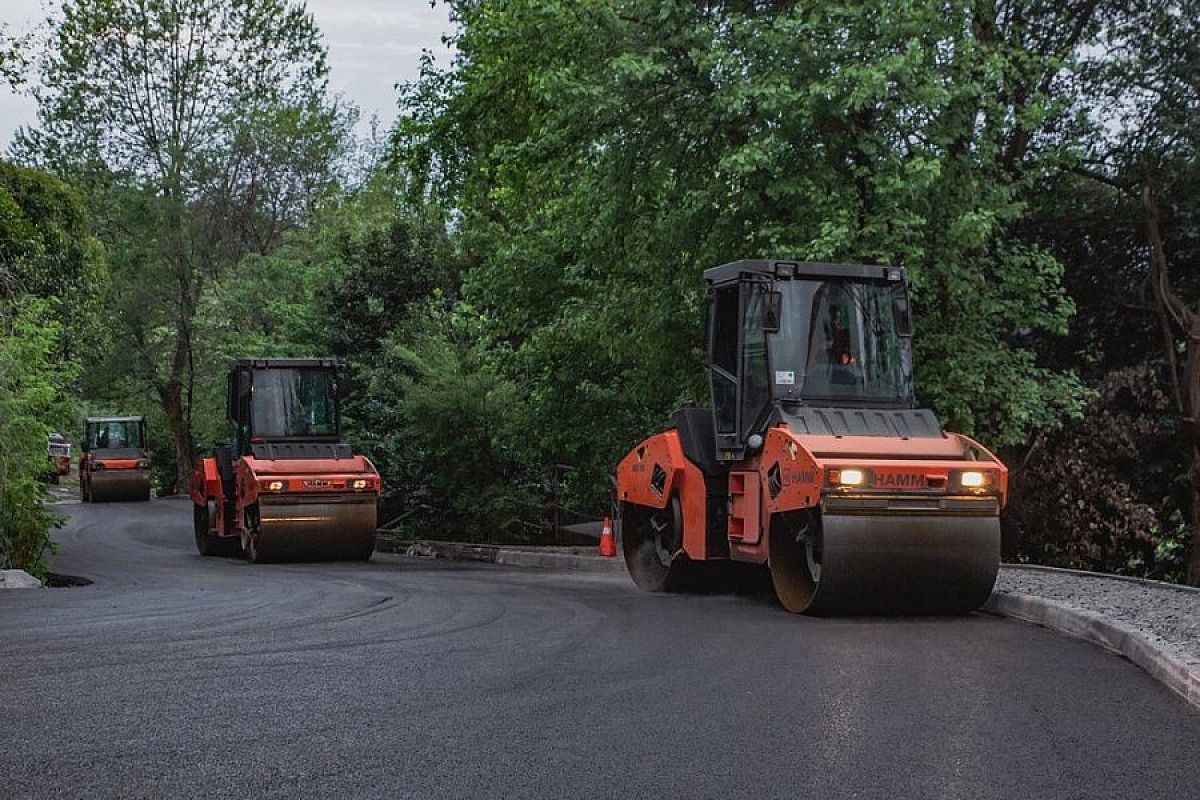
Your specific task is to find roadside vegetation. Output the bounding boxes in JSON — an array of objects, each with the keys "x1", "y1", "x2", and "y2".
[{"x1": 1, "y1": 1, "x2": 1197, "y2": 584}]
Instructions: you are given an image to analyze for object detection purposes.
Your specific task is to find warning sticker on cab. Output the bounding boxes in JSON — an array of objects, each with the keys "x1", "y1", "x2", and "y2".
[{"x1": 775, "y1": 371, "x2": 796, "y2": 385}]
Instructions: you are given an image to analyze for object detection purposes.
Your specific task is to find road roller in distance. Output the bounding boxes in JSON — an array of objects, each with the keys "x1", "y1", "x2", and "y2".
[
  {"x1": 80, "y1": 416, "x2": 152, "y2": 502},
  {"x1": 46, "y1": 433, "x2": 71, "y2": 483},
  {"x1": 189, "y1": 357, "x2": 380, "y2": 563},
  {"x1": 615, "y1": 260, "x2": 1007, "y2": 614}
]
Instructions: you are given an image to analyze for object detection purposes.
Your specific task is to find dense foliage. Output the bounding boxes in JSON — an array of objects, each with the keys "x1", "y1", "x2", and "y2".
[
  {"x1": 4, "y1": 0, "x2": 1198, "y2": 580},
  {"x1": 17, "y1": 0, "x2": 348, "y2": 491},
  {"x1": 0, "y1": 161, "x2": 106, "y2": 578}
]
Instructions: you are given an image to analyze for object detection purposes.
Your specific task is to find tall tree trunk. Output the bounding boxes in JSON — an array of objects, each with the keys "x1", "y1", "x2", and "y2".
[
  {"x1": 158, "y1": 379, "x2": 193, "y2": 495},
  {"x1": 1187, "y1": 331, "x2": 1200, "y2": 585},
  {"x1": 159, "y1": 188, "x2": 198, "y2": 495},
  {"x1": 1143, "y1": 177, "x2": 1200, "y2": 585}
]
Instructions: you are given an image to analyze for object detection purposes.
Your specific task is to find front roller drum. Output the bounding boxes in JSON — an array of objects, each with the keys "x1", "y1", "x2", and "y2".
[
  {"x1": 246, "y1": 498, "x2": 377, "y2": 563},
  {"x1": 769, "y1": 512, "x2": 1000, "y2": 615},
  {"x1": 88, "y1": 470, "x2": 152, "y2": 502}
]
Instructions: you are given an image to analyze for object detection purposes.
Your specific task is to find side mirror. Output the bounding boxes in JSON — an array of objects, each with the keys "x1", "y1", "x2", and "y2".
[
  {"x1": 893, "y1": 296, "x2": 913, "y2": 337},
  {"x1": 336, "y1": 367, "x2": 349, "y2": 399},
  {"x1": 763, "y1": 291, "x2": 782, "y2": 333}
]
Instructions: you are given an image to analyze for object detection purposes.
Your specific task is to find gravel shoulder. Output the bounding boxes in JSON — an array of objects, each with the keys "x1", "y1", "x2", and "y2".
[{"x1": 994, "y1": 565, "x2": 1200, "y2": 664}]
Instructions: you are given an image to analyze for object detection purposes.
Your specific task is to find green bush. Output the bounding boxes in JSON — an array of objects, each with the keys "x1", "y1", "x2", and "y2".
[
  {"x1": 357, "y1": 302, "x2": 547, "y2": 542},
  {"x1": 0, "y1": 298, "x2": 75, "y2": 578},
  {"x1": 1006, "y1": 364, "x2": 1188, "y2": 581}
]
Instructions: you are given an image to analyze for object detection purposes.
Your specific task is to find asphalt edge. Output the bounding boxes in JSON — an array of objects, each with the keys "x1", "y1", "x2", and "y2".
[
  {"x1": 983, "y1": 591, "x2": 1200, "y2": 712},
  {"x1": 377, "y1": 533, "x2": 1200, "y2": 711}
]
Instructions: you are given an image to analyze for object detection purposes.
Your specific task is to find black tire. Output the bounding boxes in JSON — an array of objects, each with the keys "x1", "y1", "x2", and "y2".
[
  {"x1": 621, "y1": 495, "x2": 687, "y2": 592},
  {"x1": 194, "y1": 501, "x2": 239, "y2": 557}
]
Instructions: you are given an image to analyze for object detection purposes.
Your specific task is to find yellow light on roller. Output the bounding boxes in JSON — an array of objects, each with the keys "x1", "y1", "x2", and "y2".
[
  {"x1": 838, "y1": 469, "x2": 866, "y2": 486},
  {"x1": 960, "y1": 471, "x2": 986, "y2": 488}
]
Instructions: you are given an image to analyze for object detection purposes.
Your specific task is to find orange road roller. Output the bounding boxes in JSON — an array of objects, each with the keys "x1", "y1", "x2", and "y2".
[
  {"x1": 189, "y1": 358, "x2": 380, "y2": 563},
  {"x1": 615, "y1": 260, "x2": 1007, "y2": 614},
  {"x1": 80, "y1": 416, "x2": 152, "y2": 502}
]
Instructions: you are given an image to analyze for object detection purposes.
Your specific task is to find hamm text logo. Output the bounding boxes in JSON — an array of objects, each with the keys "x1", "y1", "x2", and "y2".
[
  {"x1": 875, "y1": 473, "x2": 926, "y2": 489},
  {"x1": 304, "y1": 479, "x2": 332, "y2": 488}
]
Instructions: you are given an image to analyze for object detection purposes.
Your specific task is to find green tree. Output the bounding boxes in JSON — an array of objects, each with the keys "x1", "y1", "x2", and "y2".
[
  {"x1": 396, "y1": 0, "x2": 1088, "y2": 509},
  {"x1": 17, "y1": 0, "x2": 349, "y2": 490},
  {"x1": 1069, "y1": 0, "x2": 1200, "y2": 581},
  {"x1": 0, "y1": 23, "x2": 28, "y2": 88},
  {"x1": 0, "y1": 161, "x2": 105, "y2": 578}
]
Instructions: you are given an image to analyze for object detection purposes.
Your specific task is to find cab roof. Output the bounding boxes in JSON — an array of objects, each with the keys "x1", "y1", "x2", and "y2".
[
  {"x1": 703, "y1": 259, "x2": 905, "y2": 284},
  {"x1": 85, "y1": 416, "x2": 144, "y2": 423},
  {"x1": 230, "y1": 357, "x2": 341, "y2": 370}
]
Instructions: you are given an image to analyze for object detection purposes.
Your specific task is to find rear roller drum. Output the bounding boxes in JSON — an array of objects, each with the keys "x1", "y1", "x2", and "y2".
[
  {"x1": 194, "y1": 501, "x2": 240, "y2": 558},
  {"x1": 621, "y1": 496, "x2": 695, "y2": 592}
]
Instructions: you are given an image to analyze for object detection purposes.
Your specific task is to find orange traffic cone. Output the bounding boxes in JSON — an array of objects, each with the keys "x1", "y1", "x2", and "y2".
[{"x1": 598, "y1": 516, "x2": 617, "y2": 558}]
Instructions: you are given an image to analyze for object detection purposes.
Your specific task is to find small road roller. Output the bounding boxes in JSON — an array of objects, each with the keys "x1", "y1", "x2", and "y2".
[
  {"x1": 80, "y1": 416, "x2": 152, "y2": 502},
  {"x1": 46, "y1": 433, "x2": 71, "y2": 483},
  {"x1": 615, "y1": 260, "x2": 1007, "y2": 614},
  {"x1": 189, "y1": 358, "x2": 380, "y2": 563}
]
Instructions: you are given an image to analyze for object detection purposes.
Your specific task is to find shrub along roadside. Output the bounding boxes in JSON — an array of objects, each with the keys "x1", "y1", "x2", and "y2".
[
  {"x1": 0, "y1": 159, "x2": 105, "y2": 579},
  {"x1": 0, "y1": 299, "x2": 77, "y2": 579},
  {"x1": 1005, "y1": 364, "x2": 1189, "y2": 582}
]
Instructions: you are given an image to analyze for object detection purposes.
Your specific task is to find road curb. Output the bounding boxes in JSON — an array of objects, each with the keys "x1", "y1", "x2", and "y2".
[
  {"x1": 375, "y1": 535, "x2": 625, "y2": 574},
  {"x1": 0, "y1": 570, "x2": 43, "y2": 589},
  {"x1": 983, "y1": 591, "x2": 1200, "y2": 712}
]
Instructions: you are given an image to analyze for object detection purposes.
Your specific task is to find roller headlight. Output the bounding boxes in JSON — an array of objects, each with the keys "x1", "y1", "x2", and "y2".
[
  {"x1": 833, "y1": 468, "x2": 866, "y2": 487},
  {"x1": 263, "y1": 480, "x2": 285, "y2": 492},
  {"x1": 960, "y1": 471, "x2": 987, "y2": 488},
  {"x1": 352, "y1": 479, "x2": 368, "y2": 490}
]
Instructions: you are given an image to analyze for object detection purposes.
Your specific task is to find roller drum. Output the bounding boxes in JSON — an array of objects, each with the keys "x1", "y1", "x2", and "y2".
[
  {"x1": 87, "y1": 470, "x2": 152, "y2": 502},
  {"x1": 250, "y1": 496, "x2": 377, "y2": 563},
  {"x1": 771, "y1": 512, "x2": 1000, "y2": 615}
]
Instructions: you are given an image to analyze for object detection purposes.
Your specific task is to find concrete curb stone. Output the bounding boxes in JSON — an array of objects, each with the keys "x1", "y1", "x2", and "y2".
[{"x1": 0, "y1": 570, "x2": 43, "y2": 589}]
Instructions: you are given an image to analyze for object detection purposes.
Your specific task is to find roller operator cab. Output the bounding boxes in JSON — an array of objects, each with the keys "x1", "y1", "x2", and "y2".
[
  {"x1": 615, "y1": 260, "x2": 1007, "y2": 614},
  {"x1": 189, "y1": 358, "x2": 380, "y2": 563},
  {"x1": 80, "y1": 416, "x2": 151, "y2": 502}
]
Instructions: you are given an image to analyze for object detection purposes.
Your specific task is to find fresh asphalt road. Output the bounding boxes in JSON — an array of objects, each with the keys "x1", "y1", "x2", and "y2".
[{"x1": 2, "y1": 498, "x2": 1198, "y2": 800}]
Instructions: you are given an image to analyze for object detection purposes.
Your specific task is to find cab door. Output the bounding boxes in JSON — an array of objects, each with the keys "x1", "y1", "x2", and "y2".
[{"x1": 708, "y1": 277, "x2": 775, "y2": 461}]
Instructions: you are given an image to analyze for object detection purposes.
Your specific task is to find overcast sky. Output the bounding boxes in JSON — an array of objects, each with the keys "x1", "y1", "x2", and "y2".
[{"x1": 0, "y1": 0, "x2": 456, "y2": 150}]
